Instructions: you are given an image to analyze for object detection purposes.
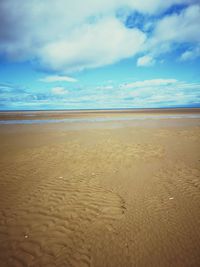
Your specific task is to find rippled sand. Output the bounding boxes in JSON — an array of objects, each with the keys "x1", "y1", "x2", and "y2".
[{"x1": 0, "y1": 114, "x2": 200, "y2": 267}]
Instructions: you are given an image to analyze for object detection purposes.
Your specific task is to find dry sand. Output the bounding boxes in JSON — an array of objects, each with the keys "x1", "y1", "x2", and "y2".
[{"x1": 0, "y1": 111, "x2": 200, "y2": 267}]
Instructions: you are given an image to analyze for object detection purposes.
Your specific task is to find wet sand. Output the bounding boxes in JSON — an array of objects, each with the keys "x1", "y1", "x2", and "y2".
[
  {"x1": 0, "y1": 108, "x2": 199, "y2": 121},
  {"x1": 0, "y1": 110, "x2": 200, "y2": 267}
]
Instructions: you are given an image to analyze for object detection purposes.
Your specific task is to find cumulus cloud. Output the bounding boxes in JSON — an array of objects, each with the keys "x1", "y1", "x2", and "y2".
[
  {"x1": 120, "y1": 79, "x2": 178, "y2": 89},
  {"x1": 137, "y1": 55, "x2": 155, "y2": 66},
  {"x1": 0, "y1": 0, "x2": 147, "y2": 72},
  {"x1": 118, "y1": 79, "x2": 200, "y2": 107},
  {"x1": 40, "y1": 75, "x2": 77, "y2": 83},
  {"x1": 0, "y1": 83, "x2": 49, "y2": 108},
  {"x1": 147, "y1": 3, "x2": 200, "y2": 58},
  {"x1": 180, "y1": 46, "x2": 200, "y2": 61},
  {"x1": 153, "y1": 4, "x2": 200, "y2": 43},
  {"x1": 38, "y1": 17, "x2": 145, "y2": 72},
  {"x1": 51, "y1": 87, "x2": 69, "y2": 95},
  {"x1": 0, "y1": 0, "x2": 199, "y2": 73},
  {"x1": 1, "y1": 78, "x2": 200, "y2": 109}
]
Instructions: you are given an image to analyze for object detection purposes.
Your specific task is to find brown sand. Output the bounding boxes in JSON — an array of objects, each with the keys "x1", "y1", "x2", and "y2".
[{"x1": 0, "y1": 112, "x2": 200, "y2": 267}]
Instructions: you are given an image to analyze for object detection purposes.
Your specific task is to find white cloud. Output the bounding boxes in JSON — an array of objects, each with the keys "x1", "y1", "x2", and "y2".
[
  {"x1": 0, "y1": 0, "x2": 149, "y2": 72},
  {"x1": 147, "y1": 4, "x2": 200, "y2": 57},
  {"x1": 51, "y1": 87, "x2": 68, "y2": 95},
  {"x1": 121, "y1": 79, "x2": 178, "y2": 89},
  {"x1": 96, "y1": 85, "x2": 114, "y2": 90},
  {"x1": 180, "y1": 46, "x2": 200, "y2": 61},
  {"x1": 89, "y1": 79, "x2": 200, "y2": 108},
  {"x1": 2, "y1": 78, "x2": 200, "y2": 109},
  {"x1": 154, "y1": 4, "x2": 200, "y2": 43},
  {"x1": 137, "y1": 55, "x2": 155, "y2": 66},
  {"x1": 180, "y1": 51, "x2": 195, "y2": 61},
  {"x1": 38, "y1": 17, "x2": 146, "y2": 72},
  {"x1": 40, "y1": 75, "x2": 77, "y2": 83},
  {"x1": 0, "y1": 0, "x2": 199, "y2": 72},
  {"x1": 117, "y1": 79, "x2": 200, "y2": 107},
  {"x1": 124, "y1": 0, "x2": 197, "y2": 14}
]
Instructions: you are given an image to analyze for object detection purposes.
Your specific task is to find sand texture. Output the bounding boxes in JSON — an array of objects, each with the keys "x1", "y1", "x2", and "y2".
[{"x1": 0, "y1": 114, "x2": 200, "y2": 267}]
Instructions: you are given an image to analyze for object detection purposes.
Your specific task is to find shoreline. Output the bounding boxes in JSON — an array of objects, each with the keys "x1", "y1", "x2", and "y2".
[{"x1": 0, "y1": 108, "x2": 200, "y2": 122}]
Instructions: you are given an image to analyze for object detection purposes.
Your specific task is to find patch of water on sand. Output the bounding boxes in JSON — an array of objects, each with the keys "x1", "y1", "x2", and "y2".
[{"x1": 0, "y1": 113, "x2": 200, "y2": 125}]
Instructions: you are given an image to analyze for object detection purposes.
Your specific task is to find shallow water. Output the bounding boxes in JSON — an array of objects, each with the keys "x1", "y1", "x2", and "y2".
[{"x1": 0, "y1": 114, "x2": 200, "y2": 125}]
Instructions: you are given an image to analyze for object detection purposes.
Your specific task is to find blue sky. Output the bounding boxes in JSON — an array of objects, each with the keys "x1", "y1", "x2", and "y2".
[{"x1": 0, "y1": 0, "x2": 200, "y2": 110}]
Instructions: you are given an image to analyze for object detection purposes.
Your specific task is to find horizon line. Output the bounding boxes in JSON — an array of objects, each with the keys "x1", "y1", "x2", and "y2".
[{"x1": 1, "y1": 107, "x2": 200, "y2": 112}]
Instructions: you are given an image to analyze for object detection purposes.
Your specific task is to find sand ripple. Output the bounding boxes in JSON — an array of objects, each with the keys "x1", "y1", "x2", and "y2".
[{"x1": 0, "y1": 162, "x2": 125, "y2": 267}]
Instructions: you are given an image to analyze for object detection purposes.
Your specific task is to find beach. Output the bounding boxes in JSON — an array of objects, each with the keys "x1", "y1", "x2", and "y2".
[{"x1": 0, "y1": 109, "x2": 200, "y2": 267}]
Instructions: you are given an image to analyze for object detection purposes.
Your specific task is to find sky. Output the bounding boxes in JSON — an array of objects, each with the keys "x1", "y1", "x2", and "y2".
[{"x1": 0, "y1": 0, "x2": 200, "y2": 110}]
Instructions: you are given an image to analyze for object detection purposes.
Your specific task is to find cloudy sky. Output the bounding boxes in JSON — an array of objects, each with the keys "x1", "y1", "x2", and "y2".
[{"x1": 0, "y1": 0, "x2": 200, "y2": 110}]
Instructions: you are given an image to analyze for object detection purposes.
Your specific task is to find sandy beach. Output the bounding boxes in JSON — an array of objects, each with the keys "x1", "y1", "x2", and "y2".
[{"x1": 0, "y1": 110, "x2": 200, "y2": 267}]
